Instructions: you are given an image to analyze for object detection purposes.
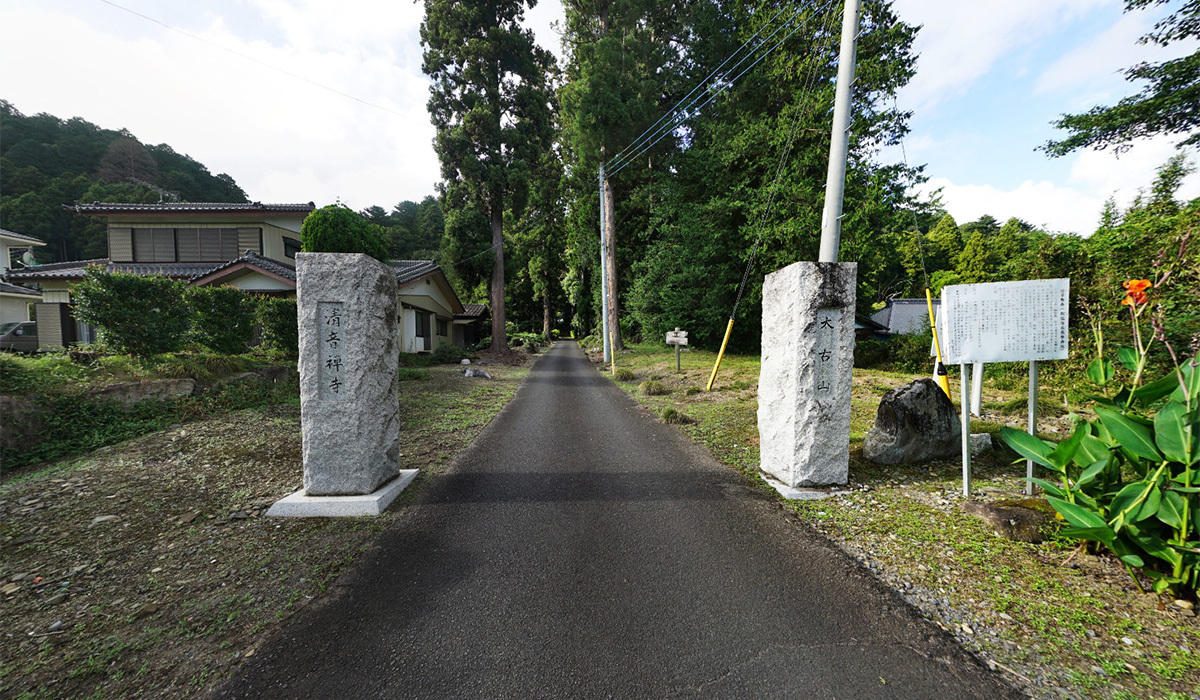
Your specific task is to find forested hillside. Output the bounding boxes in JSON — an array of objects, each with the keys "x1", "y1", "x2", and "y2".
[{"x1": 0, "y1": 100, "x2": 249, "y2": 263}]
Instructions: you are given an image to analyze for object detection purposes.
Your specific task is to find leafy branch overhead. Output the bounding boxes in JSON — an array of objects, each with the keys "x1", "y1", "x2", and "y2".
[{"x1": 1043, "y1": 0, "x2": 1200, "y2": 156}]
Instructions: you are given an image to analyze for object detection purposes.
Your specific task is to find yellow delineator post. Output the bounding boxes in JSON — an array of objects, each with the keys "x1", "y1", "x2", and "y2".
[
  {"x1": 926, "y1": 289, "x2": 952, "y2": 399},
  {"x1": 705, "y1": 318, "x2": 736, "y2": 391}
]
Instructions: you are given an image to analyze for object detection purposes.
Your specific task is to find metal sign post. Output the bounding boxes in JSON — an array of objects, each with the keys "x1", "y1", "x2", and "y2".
[
  {"x1": 666, "y1": 328, "x2": 688, "y2": 372},
  {"x1": 940, "y1": 279, "x2": 1070, "y2": 498}
]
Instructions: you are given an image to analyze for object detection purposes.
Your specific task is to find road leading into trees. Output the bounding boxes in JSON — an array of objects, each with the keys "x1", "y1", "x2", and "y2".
[{"x1": 218, "y1": 342, "x2": 1022, "y2": 699}]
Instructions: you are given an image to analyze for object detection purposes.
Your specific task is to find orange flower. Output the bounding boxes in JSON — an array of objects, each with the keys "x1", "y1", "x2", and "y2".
[{"x1": 1121, "y1": 279, "x2": 1152, "y2": 306}]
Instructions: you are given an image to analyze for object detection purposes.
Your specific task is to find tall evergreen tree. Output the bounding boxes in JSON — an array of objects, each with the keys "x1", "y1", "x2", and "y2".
[{"x1": 421, "y1": 0, "x2": 556, "y2": 352}]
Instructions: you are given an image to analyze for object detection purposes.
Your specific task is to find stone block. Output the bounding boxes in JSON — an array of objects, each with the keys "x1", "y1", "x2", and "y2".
[
  {"x1": 863, "y1": 378, "x2": 961, "y2": 464},
  {"x1": 267, "y1": 470, "x2": 418, "y2": 517},
  {"x1": 296, "y1": 253, "x2": 400, "y2": 496},
  {"x1": 758, "y1": 261, "x2": 856, "y2": 487}
]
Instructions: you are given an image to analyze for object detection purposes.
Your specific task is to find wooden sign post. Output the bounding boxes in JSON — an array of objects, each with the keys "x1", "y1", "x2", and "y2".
[{"x1": 666, "y1": 328, "x2": 688, "y2": 372}]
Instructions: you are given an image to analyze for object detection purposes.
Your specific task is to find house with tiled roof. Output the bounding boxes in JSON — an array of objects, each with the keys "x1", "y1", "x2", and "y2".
[
  {"x1": 870, "y1": 298, "x2": 939, "y2": 336},
  {"x1": 0, "y1": 229, "x2": 46, "y2": 326},
  {"x1": 6, "y1": 202, "x2": 483, "y2": 353}
]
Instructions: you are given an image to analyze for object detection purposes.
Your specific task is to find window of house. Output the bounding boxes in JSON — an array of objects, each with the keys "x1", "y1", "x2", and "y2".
[
  {"x1": 436, "y1": 319, "x2": 448, "y2": 337},
  {"x1": 415, "y1": 311, "x2": 430, "y2": 338},
  {"x1": 175, "y1": 228, "x2": 239, "y2": 261},
  {"x1": 132, "y1": 228, "x2": 175, "y2": 262},
  {"x1": 284, "y1": 236, "x2": 302, "y2": 259}
]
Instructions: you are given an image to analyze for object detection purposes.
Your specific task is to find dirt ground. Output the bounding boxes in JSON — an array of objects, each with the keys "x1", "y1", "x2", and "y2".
[{"x1": 0, "y1": 361, "x2": 529, "y2": 699}]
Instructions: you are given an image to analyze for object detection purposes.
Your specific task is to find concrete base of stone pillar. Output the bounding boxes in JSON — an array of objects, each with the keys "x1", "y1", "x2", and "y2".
[
  {"x1": 758, "y1": 261, "x2": 856, "y2": 487},
  {"x1": 266, "y1": 470, "x2": 419, "y2": 518}
]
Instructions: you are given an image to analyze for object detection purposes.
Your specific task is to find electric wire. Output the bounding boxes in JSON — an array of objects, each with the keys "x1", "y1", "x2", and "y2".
[
  {"x1": 608, "y1": 0, "x2": 838, "y2": 178},
  {"x1": 603, "y1": 3, "x2": 798, "y2": 171},
  {"x1": 728, "y1": 4, "x2": 841, "y2": 318},
  {"x1": 96, "y1": 0, "x2": 406, "y2": 119}
]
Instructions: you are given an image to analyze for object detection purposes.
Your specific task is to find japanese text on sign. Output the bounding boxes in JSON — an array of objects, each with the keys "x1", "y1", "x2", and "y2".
[
  {"x1": 941, "y1": 279, "x2": 1070, "y2": 364},
  {"x1": 318, "y1": 302, "x2": 347, "y2": 400},
  {"x1": 811, "y1": 308, "x2": 840, "y2": 418}
]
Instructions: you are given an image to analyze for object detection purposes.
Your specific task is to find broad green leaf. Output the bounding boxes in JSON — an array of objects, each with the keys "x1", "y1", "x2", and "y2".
[
  {"x1": 1109, "y1": 481, "x2": 1163, "y2": 525},
  {"x1": 1048, "y1": 422, "x2": 1087, "y2": 470},
  {"x1": 1047, "y1": 496, "x2": 1108, "y2": 530},
  {"x1": 1095, "y1": 407, "x2": 1164, "y2": 462},
  {"x1": 1087, "y1": 358, "x2": 1116, "y2": 387},
  {"x1": 1127, "y1": 524, "x2": 1182, "y2": 567},
  {"x1": 1000, "y1": 427, "x2": 1057, "y2": 470},
  {"x1": 1074, "y1": 458, "x2": 1111, "y2": 490},
  {"x1": 1157, "y1": 490, "x2": 1186, "y2": 530},
  {"x1": 1155, "y1": 402, "x2": 1193, "y2": 465},
  {"x1": 1073, "y1": 434, "x2": 1112, "y2": 468},
  {"x1": 1110, "y1": 538, "x2": 1145, "y2": 567},
  {"x1": 1133, "y1": 373, "x2": 1183, "y2": 406},
  {"x1": 1062, "y1": 526, "x2": 1117, "y2": 547},
  {"x1": 1028, "y1": 477, "x2": 1066, "y2": 499},
  {"x1": 1118, "y1": 347, "x2": 1138, "y2": 371}
]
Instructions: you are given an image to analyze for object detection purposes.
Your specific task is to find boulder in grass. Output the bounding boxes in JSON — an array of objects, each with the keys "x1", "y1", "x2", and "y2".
[
  {"x1": 963, "y1": 498, "x2": 1056, "y2": 543},
  {"x1": 863, "y1": 378, "x2": 961, "y2": 464}
]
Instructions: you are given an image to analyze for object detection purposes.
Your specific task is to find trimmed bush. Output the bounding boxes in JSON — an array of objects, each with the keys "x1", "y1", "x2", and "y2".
[
  {"x1": 430, "y1": 342, "x2": 468, "y2": 364},
  {"x1": 73, "y1": 269, "x2": 190, "y2": 356},
  {"x1": 660, "y1": 406, "x2": 692, "y2": 424},
  {"x1": 640, "y1": 380, "x2": 669, "y2": 396},
  {"x1": 613, "y1": 367, "x2": 636, "y2": 381},
  {"x1": 257, "y1": 297, "x2": 299, "y2": 358},
  {"x1": 301, "y1": 203, "x2": 390, "y2": 262},
  {"x1": 188, "y1": 286, "x2": 255, "y2": 354}
]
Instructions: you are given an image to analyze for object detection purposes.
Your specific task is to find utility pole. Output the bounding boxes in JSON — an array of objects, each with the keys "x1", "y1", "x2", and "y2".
[
  {"x1": 818, "y1": 0, "x2": 861, "y2": 263},
  {"x1": 598, "y1": 163, "x2": 611, "y2": 363}
]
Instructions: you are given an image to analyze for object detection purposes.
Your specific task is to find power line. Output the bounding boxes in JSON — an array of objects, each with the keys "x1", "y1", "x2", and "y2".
[
  {"x1": 729, "y1": 4, "x2": 841, "y2": 317},
  {"x1": 608, "y1": 0, "x2": 838, "y2": 177},
  {"x1": 96, "y1": 0, "x2": 406, "y2": 119},
  {"x1": 603, "y1": 3, "x2": 797, "y2": 171}
]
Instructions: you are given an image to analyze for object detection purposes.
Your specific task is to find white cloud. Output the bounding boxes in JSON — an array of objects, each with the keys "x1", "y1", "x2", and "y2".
[
  {"x1": 893, "y1": 0, "x2": 1113, "y2": 108},
  {"x1": 1068, "y1": 136, "x2": 1200, "y2": 204},
  {"x1": 918, "y1": 177, "x2": 1103, "y2": 234},
  {"x1": 0, "y1": 0, "x2": 561, "y2": 212}
]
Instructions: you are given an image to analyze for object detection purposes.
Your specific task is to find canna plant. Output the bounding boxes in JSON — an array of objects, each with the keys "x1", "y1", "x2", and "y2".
[{"x1": 1002, "y1": 272, "x2": 1200, "y2": 596}]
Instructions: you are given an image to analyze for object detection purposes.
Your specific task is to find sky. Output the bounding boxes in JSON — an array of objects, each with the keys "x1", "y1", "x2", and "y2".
[{"x1": 1, "y1": 0, "x2": 1196, "y2": 236}]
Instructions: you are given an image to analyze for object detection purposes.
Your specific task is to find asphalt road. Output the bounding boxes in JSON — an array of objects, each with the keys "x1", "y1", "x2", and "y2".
[{"x1": 217, "y1": 341, "x2": 1023, "y2": 699}]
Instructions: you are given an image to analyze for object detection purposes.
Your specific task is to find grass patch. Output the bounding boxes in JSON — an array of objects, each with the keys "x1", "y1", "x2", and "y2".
[{"x1": 639, "y1": 380, "x2": 669, "y2": 396}]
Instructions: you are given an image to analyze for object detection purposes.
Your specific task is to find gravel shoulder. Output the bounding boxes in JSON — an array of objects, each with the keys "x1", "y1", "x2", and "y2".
[{"x1": 0, "y1": 361, "x2": 529, "y2": 699}]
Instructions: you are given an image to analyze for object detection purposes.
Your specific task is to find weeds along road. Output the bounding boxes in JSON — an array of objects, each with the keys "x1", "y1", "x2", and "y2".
[{"x1": 216, "y1": 341, "x2": 1022, "y2": 699}]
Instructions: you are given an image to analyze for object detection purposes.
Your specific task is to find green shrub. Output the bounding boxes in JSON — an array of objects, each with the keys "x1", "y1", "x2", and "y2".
[
  {"x1": 256, "y1": 297, "x2": 299, "y2": 358},
  {"x1": 640, "y1": 380, "x2": 669, "y2": 396},
  {"x1": 853, "y1": 333, "x2": 933, "y2": 373},
  {"x1": 660, "y1": 406, "x2": 692, "y2": 424},
  {"x1": 613, "y1": 367, "x2": 636, "y2": 381},
  {"x1": 188, "y1": 286, "x2": 255, "y2": 354},
  {"x1": 578, "y1": 334, "x2": 601, "y2": 349},
  {"x1": 301, "y1": 203, "x2": 390, "y2": 262},
  {"x1": 430, "y1": 342, "x2": 469, "y2": 364},
  {"x1": 397, "y1": 367, "x2": 429, "y2": 381},
  {"x1": 684, "y1": 386, "x2": 702, "y2": 396},
  {"x1": 72, "y1": 269, "x2": 190, "y2": 356}
]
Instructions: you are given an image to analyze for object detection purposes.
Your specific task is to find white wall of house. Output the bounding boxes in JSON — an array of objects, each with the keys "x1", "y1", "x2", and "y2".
[
  {"x1": 220, "y1": 271, "x2": 295, "y2": 292},
  {"x1": 398, "y1": 276, "x2": 457, "y2": 354},
  {"x1": 0, "y1": 295, "x2": 33, "y2": 324}
]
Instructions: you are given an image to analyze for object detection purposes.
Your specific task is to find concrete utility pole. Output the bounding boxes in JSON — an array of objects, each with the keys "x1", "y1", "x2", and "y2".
[
  {"x1": 598, "y1": 163, "x2": 611, "y2": 363},
  {"x1": 818, "y1": 0, "x2": 861, "y2": 264}
]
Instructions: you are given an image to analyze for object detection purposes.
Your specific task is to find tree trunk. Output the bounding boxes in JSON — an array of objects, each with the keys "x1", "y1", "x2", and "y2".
[
  {"x1": 489, "y1": 205, "x2": 507, "y2": 353},
  {"x1": 603, "y1": 174, "x2": 622, "y2": 352},
  {"x1": 542, "y1": 292, "x2": 551, "y2": 340}
]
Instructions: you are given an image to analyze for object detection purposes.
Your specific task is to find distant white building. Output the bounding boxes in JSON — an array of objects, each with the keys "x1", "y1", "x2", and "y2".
[{"x1": 870, "y1": 298, "x2": 940, "y2": 336}]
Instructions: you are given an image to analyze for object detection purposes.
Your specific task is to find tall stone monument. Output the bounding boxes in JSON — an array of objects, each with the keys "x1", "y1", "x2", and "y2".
[
  {"x1": 267, "y1": 252, "x2": 417, "y2": 517},
  {"x1": 758, "y1": 261, "x2": 856, "y2": 489}
]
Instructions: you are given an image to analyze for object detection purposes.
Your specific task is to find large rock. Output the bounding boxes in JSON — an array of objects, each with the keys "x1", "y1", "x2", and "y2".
[
  {"x1": 863, "y1": 378, "x2": 961, "y2": 464},
  {"x1": 758, "y1": 261, "x2": 857, "y2": 487},
  {"x1": 963, "y1": 498, "x2": 1056, "y2": 543},
  {"x1": 296, "y1": 253, "x2": 400, "y2": 496}
]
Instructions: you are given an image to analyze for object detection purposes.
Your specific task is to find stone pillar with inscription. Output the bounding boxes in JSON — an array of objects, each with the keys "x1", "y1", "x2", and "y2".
[
  {"x1": 268, "y1": 252, "x2": 417, "y2": 517},
  {"x1": 758, "y1": 261, "x2": 856, "y2": 488}
]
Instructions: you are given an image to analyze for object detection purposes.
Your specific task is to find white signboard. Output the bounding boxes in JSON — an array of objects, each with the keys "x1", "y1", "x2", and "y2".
[
  {"x1": 666, "y1": 330, "x2": 688, "y2": 346},
  {"x1": 940, "y1": 279, "x2": 1070, "y2": 364}
]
